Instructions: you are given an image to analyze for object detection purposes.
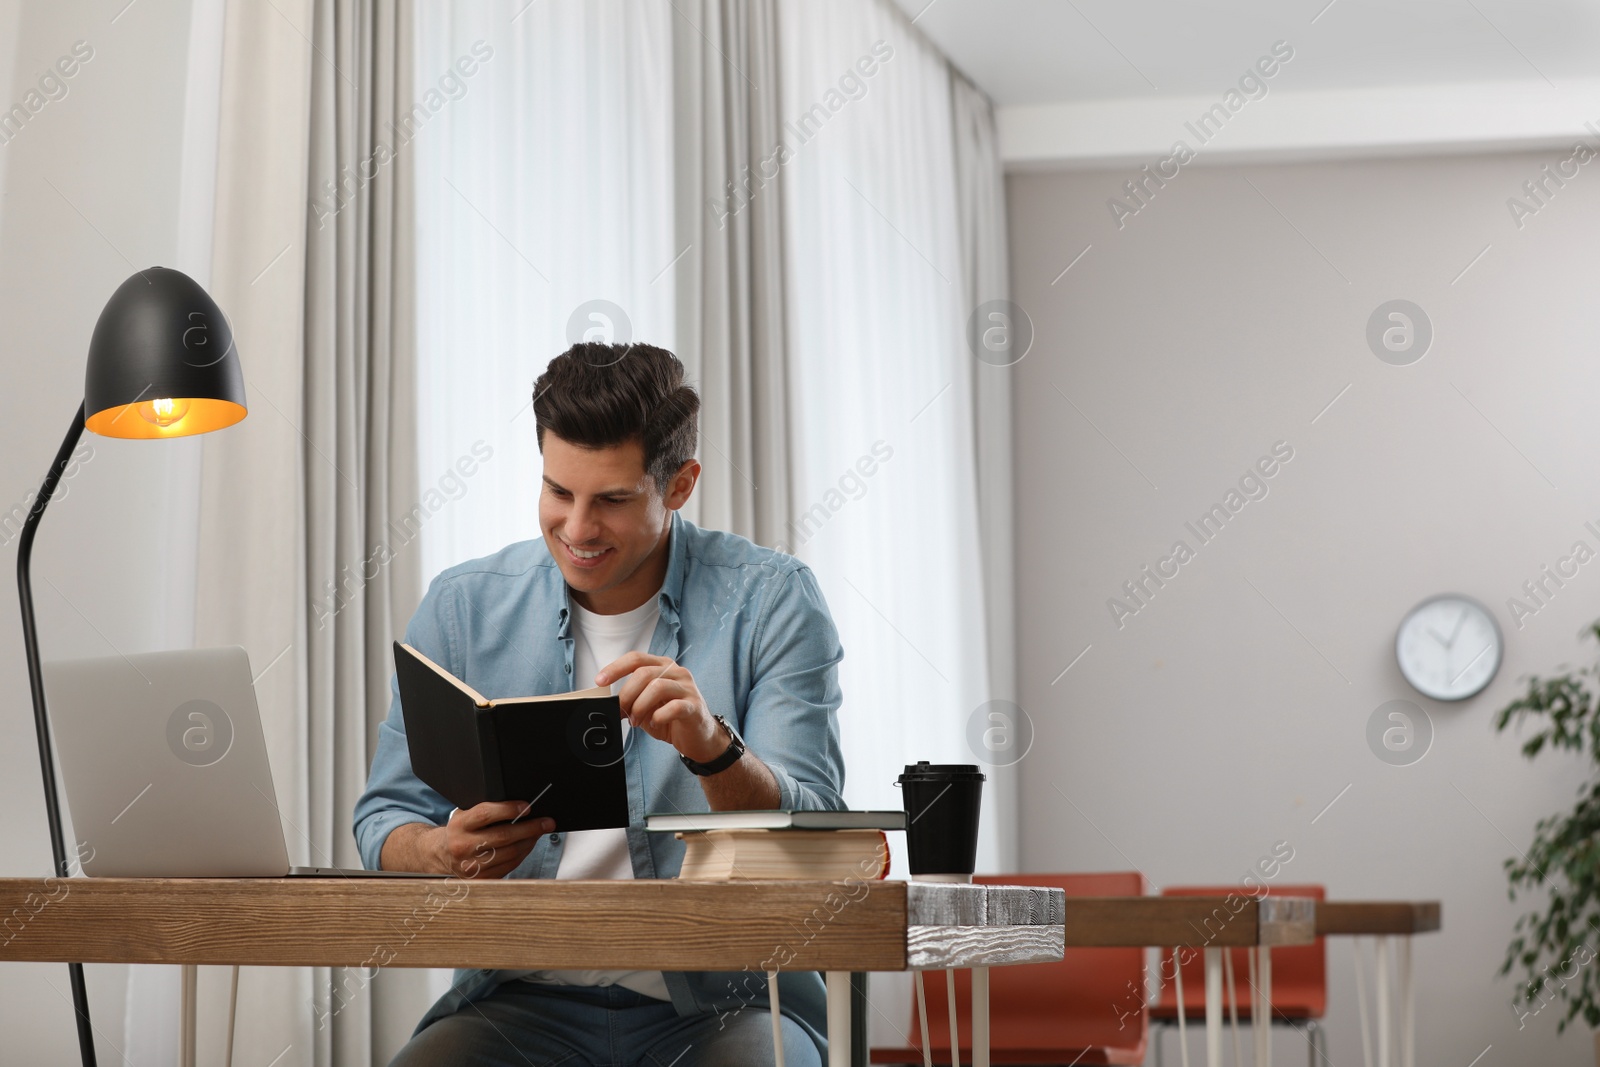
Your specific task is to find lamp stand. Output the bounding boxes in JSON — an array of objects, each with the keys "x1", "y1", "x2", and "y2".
[{"x1": 16, "y1": 400, "x2": 97, "y2": 1067}]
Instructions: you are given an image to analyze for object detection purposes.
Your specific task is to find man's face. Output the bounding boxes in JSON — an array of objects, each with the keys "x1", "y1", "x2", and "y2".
[{"x1": 539, "y1": 433, "x2": 686, "y2": 605}]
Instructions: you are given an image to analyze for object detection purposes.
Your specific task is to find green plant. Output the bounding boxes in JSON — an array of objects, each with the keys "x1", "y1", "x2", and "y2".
[{"x1": 1495, "y1": 622, "x2": 1600, "y2": 1031}]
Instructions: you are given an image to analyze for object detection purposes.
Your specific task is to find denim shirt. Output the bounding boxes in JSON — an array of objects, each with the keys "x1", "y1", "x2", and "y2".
[{"x1": 353, "y1": 513, "x2": 846, "y2": 1050}]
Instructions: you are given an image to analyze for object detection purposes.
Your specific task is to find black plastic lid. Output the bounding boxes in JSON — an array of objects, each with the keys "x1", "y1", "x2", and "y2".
[{"x1": 898, "y1": 761, "x2": 986, "y2": 783}]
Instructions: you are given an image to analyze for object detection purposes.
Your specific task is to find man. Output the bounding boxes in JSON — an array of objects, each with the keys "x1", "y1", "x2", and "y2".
[{"x1": 355, "y1": 342, "x2": 845, "y2": 1066}]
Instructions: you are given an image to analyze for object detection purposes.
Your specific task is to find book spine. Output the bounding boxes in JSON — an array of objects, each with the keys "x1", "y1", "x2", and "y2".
[{"x1": 478, "y1": 706, "x2": 503, "y2": 801}]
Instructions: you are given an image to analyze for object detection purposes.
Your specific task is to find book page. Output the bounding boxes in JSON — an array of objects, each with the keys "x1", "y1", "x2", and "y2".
[
  {"x1": 490, "y1": 685, "x2": 612, "y2": 706},
  {"x1": 399, "y1": 642, "x2": 489, "y2": 706}
]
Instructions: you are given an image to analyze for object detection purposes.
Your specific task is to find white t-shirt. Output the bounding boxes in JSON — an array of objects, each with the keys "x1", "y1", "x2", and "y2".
[{"x1": 517, "y1": 588, "x2": 670, "y2": 999}]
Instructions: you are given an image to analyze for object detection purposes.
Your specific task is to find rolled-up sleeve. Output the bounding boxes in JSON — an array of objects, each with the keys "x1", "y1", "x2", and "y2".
[
  {"x1": 352, "y1": 577, "x2": 459, "y2": 869},
  {"x1": 739, "y1": 564, "x2": 846, "y2": 811}
]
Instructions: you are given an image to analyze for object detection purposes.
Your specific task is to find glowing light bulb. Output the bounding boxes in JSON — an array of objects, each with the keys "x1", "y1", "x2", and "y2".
[{"x1": 137, "y1": 397, "x2": 191, "y2": 428}]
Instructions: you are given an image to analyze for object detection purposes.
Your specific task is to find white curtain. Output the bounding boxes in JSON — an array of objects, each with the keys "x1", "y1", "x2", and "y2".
[
  {"x1": 191, "y1": 0, "x2": 318, "y2": 1062},
  {"x1": 413, "y1": 0, "x2": 675, "y2": 584},
  {"x1": 776, "y1": 0, "x2": 1011, "y2": 863},
  {"x1": 301, "y1": 2, "x2": 422, "y2": 1062},
  {"x1": 190, "y1": 0, "x2": 428, "y2": 1063},
  {"x1": 671, "y1": 0, "x2": 793, "y2": 545},
  {"x1": 950, "y1": 66, "x2": 1020, "y2": 881}
]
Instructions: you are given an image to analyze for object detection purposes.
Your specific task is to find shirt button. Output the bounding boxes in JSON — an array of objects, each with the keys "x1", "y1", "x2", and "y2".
[
  {"x1": 564, "y1": 664, "x2": 571, "y2": 673},
  {"x1": 548, "y1": 833, "x2": 561, "y2": 845}
]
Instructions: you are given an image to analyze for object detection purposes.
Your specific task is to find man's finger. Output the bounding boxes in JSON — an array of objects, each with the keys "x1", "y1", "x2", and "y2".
[
  {"x1": 476, "y1": 818, "x2": 554, "y2": 850},
  {"x1": 637, "y1": 698, "x2": 699, "y2": 740},
  {"x1": 613, "y1": 661, "x2": 666, "y2": 710},
  {"x1": 617, "y1": 660, "x2": 684, "y2": 714},
  {"x1": 628, "y1": 677, "x2": 689, "y2": 725},
  {"x1": 595, "y1": 651, "x2": 669, "y2": 687},
  {"x1": 473, "y1": 840, "x2": 540, "y2": 879},
  {"x1": 456, "y1": 837, "x2": 537, "y2": 879},
  {"x1": 457, "y1": 800, "x2": 534, "y2": 830},
  {"x1": 624, "y1": 675, "x2": 680, "y2": 724}
]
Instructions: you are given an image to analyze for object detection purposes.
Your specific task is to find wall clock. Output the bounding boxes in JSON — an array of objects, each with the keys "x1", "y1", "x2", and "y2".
[{"x1": 1395, "y1": 594, "x2": 1502, "y2": 701}]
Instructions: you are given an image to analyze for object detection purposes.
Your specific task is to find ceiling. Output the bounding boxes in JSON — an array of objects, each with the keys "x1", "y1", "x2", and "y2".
[{"x1": 891, "y1": 0, "x2": 1600, "y2": 105}]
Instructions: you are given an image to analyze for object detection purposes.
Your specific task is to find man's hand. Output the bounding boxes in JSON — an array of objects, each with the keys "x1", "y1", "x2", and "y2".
[
  {"x1": 380, "y1": 801, "x2": 553, "y2": 879},
  {"x1": 596, "y1": 652, "x2": 725, "y2": 763},
  {"x1": 596, "y1": 652, "x2": 781, "y2": 809}
]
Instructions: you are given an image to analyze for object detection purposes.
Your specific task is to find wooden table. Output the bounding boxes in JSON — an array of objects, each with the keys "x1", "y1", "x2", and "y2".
[
  {"x1": 1070, "y1": 895, "x2": 1316, "y2": 1067},
  {"x1": 1062, "y1": 894, "x2": 1316, "y2": 948},
  {"x1": 0, "y1": 877, "x2": 1064, "y2": 1067},
  {"x1": 1317, "y1": 900, "x2": 1440, "y2": 937},
  {"x1": 881, "y1": 895, "x2": 1316, "y2": 1067},
  {"x1": 1317, "y1": 901, "x2": 1441, "y2": 1067}
]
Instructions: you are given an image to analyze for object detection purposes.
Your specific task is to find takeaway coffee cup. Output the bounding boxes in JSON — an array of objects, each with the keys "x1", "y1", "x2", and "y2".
[{"x1": 897, "y1": 761, "x2": 985, "y2": 881}]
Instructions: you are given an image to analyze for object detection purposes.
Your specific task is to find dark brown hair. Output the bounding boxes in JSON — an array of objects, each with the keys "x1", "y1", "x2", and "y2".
[{"x1": 532, "y1": 343, "x2": 699, "y2": 492}]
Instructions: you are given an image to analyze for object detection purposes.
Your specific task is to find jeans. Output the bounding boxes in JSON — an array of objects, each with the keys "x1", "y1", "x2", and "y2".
[{"x1": 388, "y1": 981, "x2": 825, "y2": 1067}]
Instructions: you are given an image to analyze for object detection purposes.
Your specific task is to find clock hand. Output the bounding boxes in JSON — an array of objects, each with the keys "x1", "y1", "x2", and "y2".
[
  {"x1": 1427, "y1": 626, "x2": 1451, "y2": 646},
  {"x1": 1446, "y1": 608, "x2": 1468, "y2": 648}
]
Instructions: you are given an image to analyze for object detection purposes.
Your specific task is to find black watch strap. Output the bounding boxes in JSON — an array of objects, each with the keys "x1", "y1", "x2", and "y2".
[{"x1": 680, "y1": 715, "x2": 745, "y2": 776}]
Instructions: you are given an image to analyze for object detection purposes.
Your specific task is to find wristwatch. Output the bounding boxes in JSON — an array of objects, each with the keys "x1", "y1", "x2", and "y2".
[{"x1": 679, "y1": 715, "x2": 746, "y2": 777}]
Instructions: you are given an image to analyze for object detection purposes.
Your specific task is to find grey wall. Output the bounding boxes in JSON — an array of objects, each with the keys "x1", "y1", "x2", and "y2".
[
  {"x1": 1009, "y1": 154, "x2": 1600, "y2": 1065},
  {"x1": 0, "y1": 0, "x2": 200, "y2": 1059}
]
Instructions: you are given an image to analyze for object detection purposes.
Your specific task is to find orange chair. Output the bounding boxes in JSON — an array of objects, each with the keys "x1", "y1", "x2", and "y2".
[
  {"x1": 1151, "y1": 884, "x2": 1327, "y2": 1067},
  {"x1": 870, "y1": 872, "x2": 1148, "y2": 1066}
]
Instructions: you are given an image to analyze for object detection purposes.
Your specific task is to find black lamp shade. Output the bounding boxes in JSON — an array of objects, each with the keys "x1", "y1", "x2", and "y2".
[{"x1": 83, "y1": 267, "x2": 247, "y2": 439}]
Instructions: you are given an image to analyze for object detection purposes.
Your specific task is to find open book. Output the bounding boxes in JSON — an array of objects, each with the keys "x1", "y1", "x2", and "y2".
[{"x1": 393, "y1": 641, "x2": 628, "y2": 831}]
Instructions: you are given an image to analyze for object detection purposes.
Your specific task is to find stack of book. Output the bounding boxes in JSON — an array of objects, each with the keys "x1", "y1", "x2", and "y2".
[{"x1": 646, "y1": 810, "x2": 907, "y2": 881}]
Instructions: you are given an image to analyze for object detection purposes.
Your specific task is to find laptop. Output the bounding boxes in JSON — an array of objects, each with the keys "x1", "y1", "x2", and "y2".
[{"x1": 44, "y1": 645, "x2": 433, "y2": 878}]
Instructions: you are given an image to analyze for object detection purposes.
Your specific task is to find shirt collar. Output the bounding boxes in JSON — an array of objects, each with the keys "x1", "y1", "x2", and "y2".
[
  {"x1": 555, "y1": 511, "x2": 687, "y2": 637},
  {"x1": 657, "y1": 511, "x2": 687, "y2": 620}
]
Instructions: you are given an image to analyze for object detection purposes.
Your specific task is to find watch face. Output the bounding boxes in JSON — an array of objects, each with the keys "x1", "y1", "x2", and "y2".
[{"x1": 1395, "y1": 595, "x2": 1502, "y2": 701}]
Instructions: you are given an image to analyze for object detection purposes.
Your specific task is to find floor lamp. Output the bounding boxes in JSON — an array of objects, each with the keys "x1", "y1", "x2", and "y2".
[{"x1": 16, "y1": 267, "x2": 247, "y2": 1066}]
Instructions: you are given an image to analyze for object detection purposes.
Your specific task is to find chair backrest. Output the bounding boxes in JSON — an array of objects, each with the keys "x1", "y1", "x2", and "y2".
[
  {"x1": 1154, "y1": 884, "x2": 1327, "y2": 1019},
  {"x1": 912, "y1": 872, "x2": 1149, "y2": 1057}
]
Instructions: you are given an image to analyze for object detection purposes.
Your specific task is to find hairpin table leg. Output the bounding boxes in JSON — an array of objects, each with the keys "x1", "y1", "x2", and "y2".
[
  {"x1": 972, "y1": 967, "x2": 989, "y2": 1067},
  {"x1": 180, "y1": 963, "x2": 197, "y2": 1067},
  {"x1": 827, "y1": 971, "x2": 849, "y2": 1067},
  {"x1": 1174, "y1": 948, "x2": 1191, "y2": 1067},
  {"x1": 769, "y1": 972, "x2": 786, "y2": 1067},
  {"x1": 915, "y1": 971, "x2": 933, "y2": 1067},
  {"x1": 1252, "y1": 948, "x2": 1273, "y2": 1067},
  {"x1": 1376, "y1": 938, "x2": 1391, "y2": 1067},
  {"x1": 1204, "y1": 948, "x2": 1223, "y2": 1067},
  {"x1": 1223, "y1": 949, "x2": 1242, "y2": 1066},
  {"x1": 1352, "y1": 939, "x2": 1374, "y2": 1067},
  {"x1": 945, "y1": 969, "x2": 961, "y2": 1067},
  {"x1": 1399, "y1": 937, "x2": 1414, "y2": 1067},
  {"x1": 224, "y1": 965, "x2": 238, "y2": 1067}
]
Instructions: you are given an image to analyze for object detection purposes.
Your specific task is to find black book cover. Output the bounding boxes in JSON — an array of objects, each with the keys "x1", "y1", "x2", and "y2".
[{"x1": 393, "y1": 642, "x2": 629, "y2": 832}]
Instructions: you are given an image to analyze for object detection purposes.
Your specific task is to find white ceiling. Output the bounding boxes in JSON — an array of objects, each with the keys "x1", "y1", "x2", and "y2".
[
  {"x1": 890, "y1": 0, "x2": 1600, "y2": 165},
  {"x1": 893, "y1": 0, "x2": 1600, "y2": 104}
]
